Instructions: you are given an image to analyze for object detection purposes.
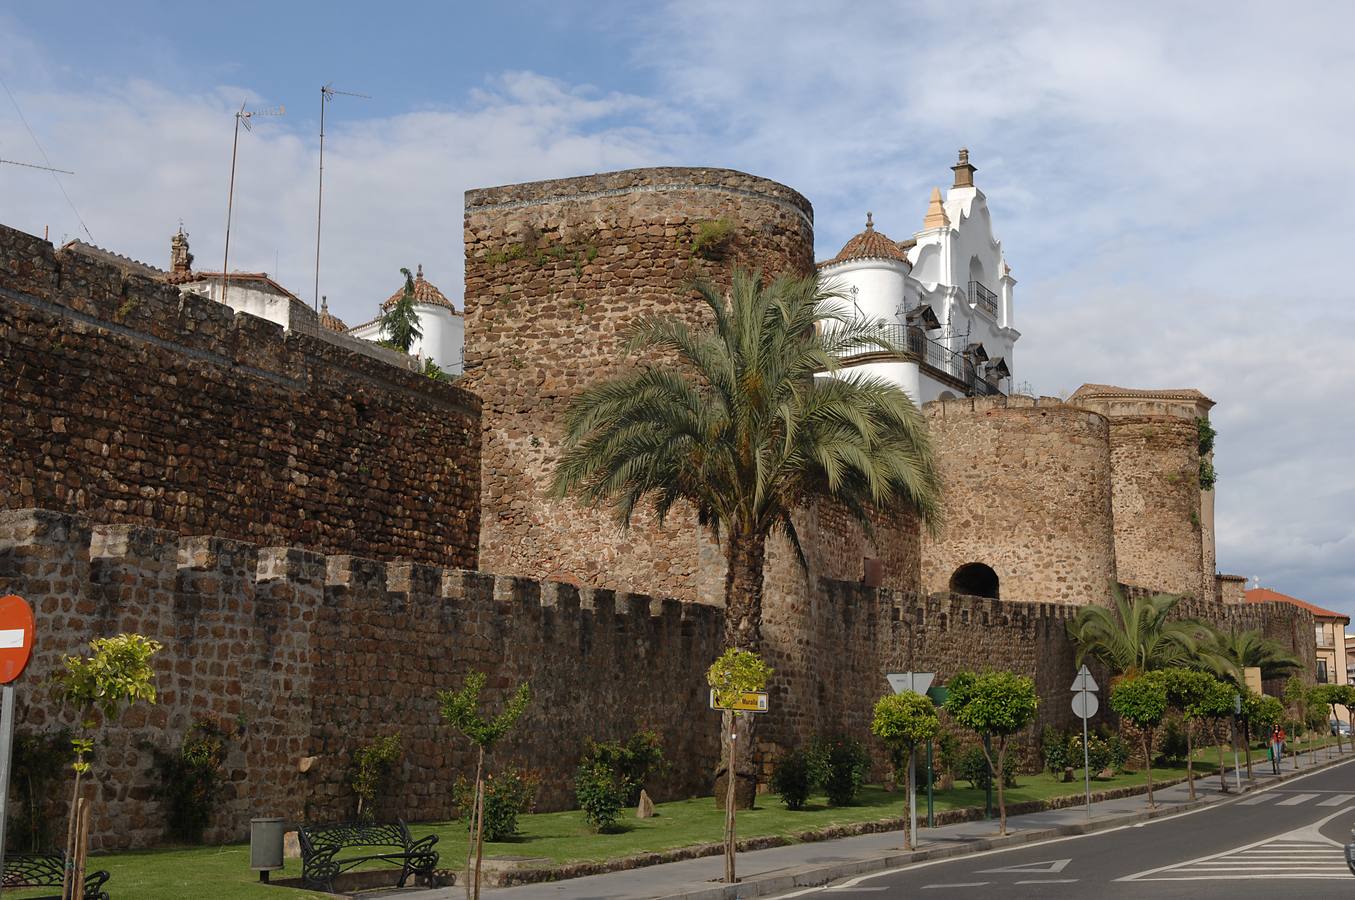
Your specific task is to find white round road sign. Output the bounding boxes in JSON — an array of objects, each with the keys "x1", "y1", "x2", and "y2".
[{"x1": 1072, "y1": 691, "x2": 1099, "y2": 719}]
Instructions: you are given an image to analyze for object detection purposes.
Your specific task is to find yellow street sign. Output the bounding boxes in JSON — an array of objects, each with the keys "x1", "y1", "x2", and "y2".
[{"x1": 709, "y1": 689, "x2": 769, "y2": 713}]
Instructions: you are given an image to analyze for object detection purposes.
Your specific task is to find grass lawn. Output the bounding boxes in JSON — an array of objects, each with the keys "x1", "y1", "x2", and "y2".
[{"x1": 20, "y1": 736, "x2": 1344, "y2": 900}]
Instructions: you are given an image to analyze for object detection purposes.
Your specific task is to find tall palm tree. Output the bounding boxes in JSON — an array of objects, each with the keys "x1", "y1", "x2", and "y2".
[
  {"x1": 551, "y1": 268, "x2": 942, "y2": 650},
  {"x1": 1196, "y1": 628, "x2": 1302, "y2": 688},
  {"x1": 1067, "y1": 586, "x2": 1202, "y2": 677}
]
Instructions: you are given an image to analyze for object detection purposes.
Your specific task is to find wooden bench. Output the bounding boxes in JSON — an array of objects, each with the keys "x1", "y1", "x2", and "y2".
[
  {"x1": 298, "y1": 820, "x2": 439, "y2": 893},
  {"x1": 1, "y1": 852, "x2": 110, "y2": 900}
]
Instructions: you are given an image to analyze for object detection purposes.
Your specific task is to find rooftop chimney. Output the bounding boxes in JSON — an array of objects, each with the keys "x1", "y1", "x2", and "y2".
[{"x1": 951, "y1": 147, "x2": 977, "y2": 189}]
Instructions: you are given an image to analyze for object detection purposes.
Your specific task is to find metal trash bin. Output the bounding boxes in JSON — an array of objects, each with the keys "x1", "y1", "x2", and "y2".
[{"x1": 250, "y1": 817, "x2": 286, "y2": 882}]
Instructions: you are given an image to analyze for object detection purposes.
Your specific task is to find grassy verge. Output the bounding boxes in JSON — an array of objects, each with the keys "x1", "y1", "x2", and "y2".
[{"x1": 26, "y1": 737, "x2": 1346, "y2": 900}]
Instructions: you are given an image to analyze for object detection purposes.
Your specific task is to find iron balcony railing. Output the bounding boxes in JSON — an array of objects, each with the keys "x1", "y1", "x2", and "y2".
[
  {"x1": 969, "y1": 280, "x2": 999, "y2": 318},
  {"x1": 828, "y1": 322, "x2": 1005, "y2": 397}
]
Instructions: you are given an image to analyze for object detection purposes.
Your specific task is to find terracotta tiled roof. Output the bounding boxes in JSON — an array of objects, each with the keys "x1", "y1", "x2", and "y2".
[
  {"x1": 60, "y1": 240, "x2": 166, "y2": 280},
  {"x1": 318, "y1": 299, "x2": 348, "y2": 333},
  {"x1": 1070, "y1": 384, "x2": 1213, "y2": 403},
  {"x1": 381, "y1": 264, "x2": 458, "y2": 313},
  {"x1": 819, "y1": 214, "x2": 911, "y2": 269},
  {"x1": 1246, "y1": 587, "x2": 1350, "y2": 623}
]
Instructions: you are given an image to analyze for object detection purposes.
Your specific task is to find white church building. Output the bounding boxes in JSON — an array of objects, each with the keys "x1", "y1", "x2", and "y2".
[{"x1": 820, "y1": 149, "x2": 1019, "y2": 403}]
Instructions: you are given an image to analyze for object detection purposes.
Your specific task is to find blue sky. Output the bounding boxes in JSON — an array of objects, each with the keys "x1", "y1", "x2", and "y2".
[{"x1": 3, "y1": 1, "x2": 1353, "y2": 617}]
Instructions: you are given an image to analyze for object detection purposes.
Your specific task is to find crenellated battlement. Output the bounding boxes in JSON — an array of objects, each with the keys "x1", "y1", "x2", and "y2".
[{"x1": 0, "y1": 507, "x2": 722, "y2": 848}]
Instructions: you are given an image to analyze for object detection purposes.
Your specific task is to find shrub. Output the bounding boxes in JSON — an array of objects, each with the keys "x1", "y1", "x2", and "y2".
[
  {"x1": 1157, "y1": 719, "x2": 1189, "y2": 765},
  {"x1": 351, "y1": 733, "x2": 402, "y2": 822},
  {"x1": 574, "y1": 760, "x2": 627, "y2": 832},
  {"x1": 956, "y1": 744, "x2": 1016, "y2": 790},
  {"x1": 935, "y1": 732, "x2": 961, "y2": 780},
  {"x1": 1067, "y1": 732, "x2": 1113, "y2": 775},
  {"x1": 147, "y1": 718, "x2": 230, "y2": 843},
  {"x1": 1106, "y1": 733, "x2": 1130, "y2": 772},
  {"x1": 578, "y1": 729, "x2": 668, "y2": 806},
  {"x1": 814, "y1": 735, "x2": 871, "y2": 806},
  {"x1": 771, "y1": 747, "x2": 824, "y2": 810},
  {"x1": 691, "y1": 218, "x2": 735, "y2": 260},
  {"x1": 1041, "y1": 727, "x2": 1070, "y2": 775},
  {"x1": 453, "y1": 768, "x2": 539, "y2": 841}
]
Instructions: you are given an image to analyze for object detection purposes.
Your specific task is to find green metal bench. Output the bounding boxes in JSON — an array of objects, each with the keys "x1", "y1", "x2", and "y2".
[
  {"x1": 298, "y1": 820, "x2": 438, "y2": 893},
  {"x1": 1, "y1": 851, "x2": 110, "y2": 900}
]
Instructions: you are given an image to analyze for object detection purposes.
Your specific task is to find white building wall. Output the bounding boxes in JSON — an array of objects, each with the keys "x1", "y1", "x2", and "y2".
[{"x1": 349, "y1": 304, "x2": 465, "y2": 374}]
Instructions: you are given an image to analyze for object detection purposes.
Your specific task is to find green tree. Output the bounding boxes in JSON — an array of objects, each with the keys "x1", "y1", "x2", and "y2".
[
  {"x1": 1066, "y1": 587, "x2": 1202, "y2": 677},
  {"x1": 551, "y1": 268, "x2": 941, "y2": 653},
  {"x1": 1242, "y1": 692, "x2": 1286, "y2": 780},
  {"x1": 1109, "y1": 670, "x2": 1170, "y2": 807},
  {"x1": 944, "y1": 672, "x2": 1038, "y2": 835},
  {"x1": 437, "y1": 672, "x2": 530, "y2": 900},
  {"x1": 379, "y1": 267, "x2": 423, "y2": 352},
  {"x1": 1161, "y1": 668, "x2": 1228, "y2": 800},
  {"x1": 871, "y1": 692, "x2": 940, "y2": 850},
  {"x1": 1197, "y1": 628, "x2": 1302, "y2": 688},
  {"x1": 54, "y1": 633, "x2": 162, "y2": 899},
  {"x1": 707, "y1": 648, "x2": 772, "y2": 884},
  {"x1": 1282, "y1": 677, "x2": 1311, "y2": 764},
  {"x1": 1186, "y1": 675, "x2": 1239, "y2": 794},
  {"x1": 351, "y1": 733, "x2": 403, "y2": 823}
]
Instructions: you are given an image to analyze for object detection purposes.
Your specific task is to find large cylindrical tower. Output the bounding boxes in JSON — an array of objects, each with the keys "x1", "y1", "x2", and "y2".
[
  {"x1": 921, "y1": 395, "x2": 1117, "y2": 605},
  {"x1": 463, "y1": 167, "x2": 815, "y2": 599}
]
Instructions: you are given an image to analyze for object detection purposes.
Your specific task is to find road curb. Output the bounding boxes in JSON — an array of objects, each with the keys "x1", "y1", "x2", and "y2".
[{"x1": 656, "y1": 751, "x2": 1355, "y2": 900}]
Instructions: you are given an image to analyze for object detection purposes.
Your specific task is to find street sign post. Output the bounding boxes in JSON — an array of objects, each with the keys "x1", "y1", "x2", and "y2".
[
  {"x1": 0, "y1": 594, "x2": 35, "y2": 887},
  {"x1": 886, "y1": 673, "x2": 935, "y2": 841},
  {"x1": 1070, "y1": 664, "x2": 1099, "y2": 818},
  {"x1": 708, "y1": 690, "x2": 769, "y2": 713}
]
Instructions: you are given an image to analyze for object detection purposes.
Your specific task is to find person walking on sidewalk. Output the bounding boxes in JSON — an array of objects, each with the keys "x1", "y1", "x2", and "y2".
[{"x1": 1269, "y1": 726, "x2": 1286, "y2": 775}]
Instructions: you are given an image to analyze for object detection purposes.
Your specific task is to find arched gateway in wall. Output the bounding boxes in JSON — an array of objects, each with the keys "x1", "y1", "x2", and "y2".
[{"x1": 950, "y1": 562, "x2": 1000, "y2": 598}]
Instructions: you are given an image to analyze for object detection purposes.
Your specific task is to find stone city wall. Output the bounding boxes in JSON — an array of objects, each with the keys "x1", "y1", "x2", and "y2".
[
  {"x1": 462, "y1": 167, "x2": 816, "y2": 603},
  {"x1": 0, "y1": 225, "x2": 481, "y2": 569},
  {"x1": 919, "y1": 396, "x2": 1118, "y2": 605},
  {"x1": 0, "y1": 508, "x2": 723, "y2": 849}
]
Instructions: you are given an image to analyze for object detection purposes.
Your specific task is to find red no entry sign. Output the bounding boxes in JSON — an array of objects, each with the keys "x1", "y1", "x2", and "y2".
[{"x1": 0, "y1": 595, "x2": 34, "y2": 684}]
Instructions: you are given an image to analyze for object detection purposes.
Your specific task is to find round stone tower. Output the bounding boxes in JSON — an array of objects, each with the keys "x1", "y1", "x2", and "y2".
[
  {"x1": 462, "y1": 167, "x2": 815, "y2": 599},
  {"x1": 920, "y1": 395, "x2": 1117, "y2": 605}
]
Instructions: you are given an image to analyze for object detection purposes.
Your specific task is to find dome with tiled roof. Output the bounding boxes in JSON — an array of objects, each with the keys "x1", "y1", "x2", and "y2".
[
  {"x1": 381, "y1": 264, "x2": 457, "y2": 312},
  {"x1": 820, "y1": 213, "x2": 911, "y2": 268},
  {"x1": 318, "y1": 297, "x2": 348, "y2": 333}
]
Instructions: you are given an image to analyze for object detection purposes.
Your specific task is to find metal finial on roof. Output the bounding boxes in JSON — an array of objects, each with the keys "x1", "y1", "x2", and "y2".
[
  {"x1": 865, "y1": 211, "x2": 874, "y2": 230},
  {"x1": 416, "y1": 263, "x2": 423, "y2": 280}
]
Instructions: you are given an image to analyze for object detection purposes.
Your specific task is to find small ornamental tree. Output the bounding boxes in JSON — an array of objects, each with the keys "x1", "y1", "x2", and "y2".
[
  {"x1": 871, "y1": 692, "x2": 939, "y2": 850},
  {"x1": 1243, "y1": 692, "x2": 1285, "y2": 777},
  {"x1": 707, "y1": 648, "x2": 772, "y2": 885},
  {"x1": 351, "y1": 733, "x2": 403, "y2": 822},
  {"x1": 1109, "y1": 670, "x2": 1169, "y2": 807},
  {"x1": 1161, "y1": 668, "x2": 1225, "y2": 800},
  {"x1": 1188, "y1": 675, "x2": 1239, "y2": 793},
  {"x1": 944, "y1": 672, "x2": 1038, "y2": 835},
  {"x1": 54, "y1": 634, "x2": 162, "y2": 899},
  {"x1": 1311, "y1": 685, "x2": 1342, "y2": 756},
  {"x1": 438, "y1": 672, "x2": 531, "y2": 900}
]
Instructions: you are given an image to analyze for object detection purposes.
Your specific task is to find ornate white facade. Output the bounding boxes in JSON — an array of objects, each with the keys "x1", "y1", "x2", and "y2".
[{"x1": 819, "y1": 150, "x2": 1020, "y2": 403}]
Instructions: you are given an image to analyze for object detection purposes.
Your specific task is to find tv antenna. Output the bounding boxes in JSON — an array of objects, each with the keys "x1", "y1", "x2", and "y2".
[
  {"x1": 0, "y1": 157, "x2": 75, "y2": 175},
  {"x1": 221, "y1": 101, "x2": 284, "y2": 304},
  {"x1": 313, "y1": 83, "x2": 371, "y2": 311}
]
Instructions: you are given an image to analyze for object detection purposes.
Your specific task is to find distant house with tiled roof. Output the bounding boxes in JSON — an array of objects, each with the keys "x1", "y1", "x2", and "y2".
[
  {"x1": 348, "y1": 265, "x2": 464, "y2": 374},
  {"x1": 1247, "y1": 587, "x2": 1350, "y2": 698},
  {"x1": 818, "y1": 149, "x2": 1018, "y2": 404}
]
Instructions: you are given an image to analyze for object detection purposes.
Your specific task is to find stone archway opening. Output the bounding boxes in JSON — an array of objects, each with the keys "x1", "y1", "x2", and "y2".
[{"x1": 950, "y1": 563, "x2": 999, "y2": 599}]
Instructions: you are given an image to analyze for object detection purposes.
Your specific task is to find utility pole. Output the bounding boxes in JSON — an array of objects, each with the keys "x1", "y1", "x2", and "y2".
[{"x1": 313, "y1": 83, "x2": 370, "y2": 310}]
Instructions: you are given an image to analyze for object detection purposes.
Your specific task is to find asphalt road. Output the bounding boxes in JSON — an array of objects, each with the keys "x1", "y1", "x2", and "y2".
[{"x1": 777, "y1": 757, "x2": 1355, "y2": 899}]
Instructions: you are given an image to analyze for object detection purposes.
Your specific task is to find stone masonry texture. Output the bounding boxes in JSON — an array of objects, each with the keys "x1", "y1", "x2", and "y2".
[
  {"x1": 0, "y1": 225, "x2": 481, "y2": 569},
  {"x1": 462, "y1": 167, "x2": 815, "y2": 602},
  {"x1": 920, "y1": 396, "x2": 1118, "y2": 605}
]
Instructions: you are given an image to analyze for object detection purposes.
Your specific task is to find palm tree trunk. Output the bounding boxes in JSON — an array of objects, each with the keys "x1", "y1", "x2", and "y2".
[{"x1": 723, "y1": 531, "x2": 767, "y2": 651}]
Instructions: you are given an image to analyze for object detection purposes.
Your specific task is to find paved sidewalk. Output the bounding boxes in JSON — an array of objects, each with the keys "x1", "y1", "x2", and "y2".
[{"x1": 387, "y1": 745, "x2": 1354, "y2": 900}]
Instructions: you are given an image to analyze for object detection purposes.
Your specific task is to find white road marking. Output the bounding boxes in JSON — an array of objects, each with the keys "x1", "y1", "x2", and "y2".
[
  {"x1": 1117, "y1": 805, "x2": 1355, "y2": 882},
  {"x1": 769, "y1": 759, "x2": 1355, "y2": 898},
  {"x1": 826, "y1": 888, "x2": 888, "y2": 893},
  {"x1": 1276, "y1": 793, "x2": 1319, "y2": 805},
  {"x1": 1318, "y1": 793, "x2": 1355, "y2": 805},
  {"x1": 1238, "y1": 793, "x2": 1272, "y2": 804},
  {"x1": 922, "y1": 883, "x2": 990, "y2": 889},
  {"x1": 1015, "y1": 878, "x2": 1078, "y2": 884},
  {"x1": 976, "y1": 858, "x2": 1070, "y2": 874}
]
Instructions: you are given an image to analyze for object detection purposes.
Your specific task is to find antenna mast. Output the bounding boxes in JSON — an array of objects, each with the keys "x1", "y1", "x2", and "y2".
[
  {"x1": 221, "y1": 101, "x2": 284, "y2": 304},
  {"x1": 313, "y1": 83, "x2": 370, "y2": 311}
]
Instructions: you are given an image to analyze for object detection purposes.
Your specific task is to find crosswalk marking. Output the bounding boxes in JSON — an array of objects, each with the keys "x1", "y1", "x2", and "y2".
[
  {"x1": 1239, "y1": 793, "x2": 1271, "y2": 804},
  {"x1": 1277, "y1": 793, "x2": 1319, "y2": 805},
  {"x1": 1318, "y1": 793, "x2": 1355, "y2": 805}
]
